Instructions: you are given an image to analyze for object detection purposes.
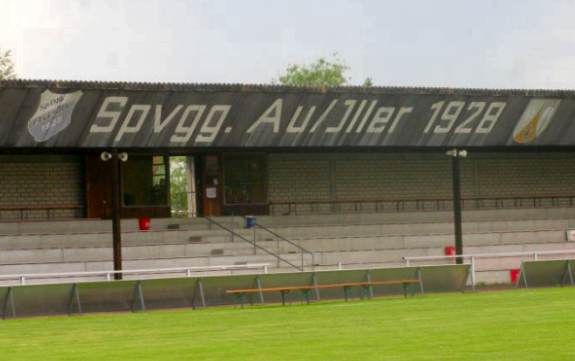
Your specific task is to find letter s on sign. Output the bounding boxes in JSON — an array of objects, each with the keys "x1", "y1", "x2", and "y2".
[{"x1": 90, "y1": 97, "x2": 128, "y2": 133}]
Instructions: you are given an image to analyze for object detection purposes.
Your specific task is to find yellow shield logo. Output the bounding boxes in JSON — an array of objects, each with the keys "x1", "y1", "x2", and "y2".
[{"x1": 513, "y1": 99, "x2": 560, "y2": 144}]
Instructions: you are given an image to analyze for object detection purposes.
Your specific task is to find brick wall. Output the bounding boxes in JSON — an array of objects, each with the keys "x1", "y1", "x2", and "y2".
[
  {"x1": 0, "y1": 155, "x2": 84, "y2": 219},
  {"x1": 475, "y1": 158, "x2": 575, "y2": 197},
  {"x1": 268, "y1": 152, "x2": 575, "y2": 214}
]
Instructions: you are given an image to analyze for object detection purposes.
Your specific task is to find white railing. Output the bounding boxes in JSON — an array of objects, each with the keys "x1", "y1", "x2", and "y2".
[
  {"x1": 0, "y1": 263, "x2": 270, "y2": 286},
  {"x1": 403, "y1": 249, "x2": 575, "y2": 290}
]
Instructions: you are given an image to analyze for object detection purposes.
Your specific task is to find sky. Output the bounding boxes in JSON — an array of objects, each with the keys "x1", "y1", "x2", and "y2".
[{"x1": 2, "y1": 0, "x2": 575, "y2": 89}]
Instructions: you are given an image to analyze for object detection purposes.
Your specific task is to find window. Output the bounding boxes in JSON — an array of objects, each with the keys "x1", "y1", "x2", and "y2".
[
  {"x1": 223, "y1": 155, "x2": 267, "y2": 204},
  {"x1": 122, "y1": 155, "x2": 169, "y2": 206}
]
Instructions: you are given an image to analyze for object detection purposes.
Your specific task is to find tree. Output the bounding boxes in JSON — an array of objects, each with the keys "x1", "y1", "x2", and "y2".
[
  {"x1": 276, "y1": 55, "x2": 350, "y2": 87},
  {"x1": 276, "y1": 55, "x2": 374, "y2": 87},
  {"x1": 0, "y1": 49, "x2": 16, "y2": 80},
  {"x1": 362, "y1": 77, "x2": 374, "y2": 87}
]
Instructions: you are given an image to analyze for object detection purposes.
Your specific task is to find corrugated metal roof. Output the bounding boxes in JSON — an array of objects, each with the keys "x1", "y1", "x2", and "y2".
[{"x1": 1, "y1": 78, "x2": 574, "y2": 97}]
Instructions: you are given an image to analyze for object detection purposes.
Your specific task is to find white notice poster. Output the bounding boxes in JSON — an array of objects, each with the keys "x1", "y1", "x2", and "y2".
[{"x1": 206, "y1": 187, "x2": 217, "y2": 199}]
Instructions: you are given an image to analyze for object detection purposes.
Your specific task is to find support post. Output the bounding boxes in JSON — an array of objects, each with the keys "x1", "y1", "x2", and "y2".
[
  {"x1": 417, "y1": 268, "x2": 425, "y2": 295},
  {"x1": 449, "y1": 149, "x2": 465, "y2": 264},
  {"x1": 256, "y1": 276, "x2": 265, "y2": 304},
  {"x1": 197, "y1": 279, "x2": 206, "y2": 308},
  {"x1": 111, "y1": 149, "x2": 123, "y2": 280},
  {"x1": 67, "y1": 284, "x2": 82, "y2": 315},
  {"x1": 561, "y1": 261, "x2": 574, "y2": 287},
  {"x1": 470, "y1": 256, "x2": 476, "y2": 291},
  {"x1": 312, "y1": 273, "x2": 320, "y2": 301},
  {"x1": 131, "y1": 281, "x2": 145, "y2": 312},
  {"x1": 365, "y1": 270, "x2": 374, "y2": 298},
  {"x1": 2, "y1": 287, "x2": 15, "y2": 319},
  {"x1": 568, "y1": 262, "x2": 575, "y2": 286},
  {"x1": 518, "y1": 265, "x2": 528, "y2": 288}
]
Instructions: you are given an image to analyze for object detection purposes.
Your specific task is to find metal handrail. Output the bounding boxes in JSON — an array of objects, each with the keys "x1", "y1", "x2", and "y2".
[
  {"x1": 269, "y1": 194, "x2": 575, "y2": 215},
  {"x1": 254, "y1": 223, "x2": 315, "y2": 270},
  {"x1": 403, "y1": 249, "x2": 575, "y2": 291},
  {"x1": 403, "y1": 249, "x2": 575, "y2": 265},
  {"x1": 205, "y1": 217, "x2": 303, "y2": 271},
  {"x1": 0, "y1": 263, "x2": 270, "y2": 286}
]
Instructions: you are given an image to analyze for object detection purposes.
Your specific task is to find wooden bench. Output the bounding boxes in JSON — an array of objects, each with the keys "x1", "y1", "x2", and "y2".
[{"x1": 226, "y1": 279, "x2": 421, "y2": 307}]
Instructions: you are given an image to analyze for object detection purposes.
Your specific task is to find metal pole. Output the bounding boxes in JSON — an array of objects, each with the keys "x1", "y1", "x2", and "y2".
[
  {"x1": 111, "y1": 149, "x2": 123, "y2": 280},
  {"x1": 470, "y1": 256, "x2": 476, "y2": 291},
  {"x1": 451, "y1": 150, "x2": 464, "y2": 264}
]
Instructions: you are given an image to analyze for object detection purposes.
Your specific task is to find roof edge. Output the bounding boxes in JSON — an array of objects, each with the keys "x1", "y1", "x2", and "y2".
[{"x1": 1, "y1": 78, "x2": 575, "y2": 97}]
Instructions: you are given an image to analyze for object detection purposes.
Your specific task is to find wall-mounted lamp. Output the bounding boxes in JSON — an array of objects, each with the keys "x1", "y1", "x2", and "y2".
[
  {"x1": 446, "y1": 149, "x2": 467, "y2": 158},
  {"x1": 100, "y1": 152, "x2": 112, "y2": 161},
  {"x1": 100, "y1": 151, "x2": 129, "y2": 162},
  {"x1": 118, "y1": 152, "x2": 129, "y2": 162}
]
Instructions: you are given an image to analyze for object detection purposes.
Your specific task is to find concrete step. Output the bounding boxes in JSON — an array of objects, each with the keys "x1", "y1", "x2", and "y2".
[
  {"x1": 257, "y1": 207, "x2": 575, "y2": 227},
  {"x1": 0, "y1": 217, "x2": 239, "y2": 236},
  {"x1": 4, "y1": 240, "x2": 575, "y2": 276},
  {"x1": 291, "y1": 229, "x2": 569, "y2": 253},
  {"x1": 4, "y1": 206, "x2": 575, "y2": 236},
  {"x1": 2, "y1": 216, "x2": 572, "y2": 252},
  {"x1": 262, "y1": 219, "x2": 573, "y2": 240},
  {"x1": 0, "y1": 227, "x2": 571, "y2": 265},
  {"x1": 0, "y1": 228, "x2": 248, "y2": 250},
  {"x1": 0, "y1": 242, "x2": 262, "y2": 265}
]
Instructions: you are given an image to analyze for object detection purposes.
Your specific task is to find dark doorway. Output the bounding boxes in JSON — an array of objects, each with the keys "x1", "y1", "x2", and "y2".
[
  {"x1": 84, "y1": 154, "x2": 171, "y2": 219},
  {"x1": 85, "y1": 154, "x2": 113, "y2": 218},
  {"x1": 201, "y1": 154, "x2": 223, "y2": 216},
  {"x1": 222, "y1": 153, "x2": 269, "y2": 215}
]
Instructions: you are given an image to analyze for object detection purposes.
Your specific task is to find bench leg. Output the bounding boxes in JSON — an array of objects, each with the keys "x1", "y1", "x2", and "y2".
[
  {"x1": 344, "y1": 286, "x2": 350, "y2": 302},
  {"x1": 303, "y1": 290, "x2": 310, "y2": 304},
  {"x1": 234, "y1": 293, "x2": 246, "y2": 308},
  {"x1": 361, "y1": 285, "x2": 371, "y2": 300},
  {"x1": 280, "y1": 290, "x2": 287, "y2": 306}
]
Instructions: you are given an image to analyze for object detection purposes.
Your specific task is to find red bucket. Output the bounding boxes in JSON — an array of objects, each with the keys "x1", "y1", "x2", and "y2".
[
  {"x1": 510, "y1": 269, "x2": 521, "y2": 284},
  {"x1": 444, "y1": 246, "x2": 456, "y2": 256},
  {"x1": 138, "y1": 217, "x2": 151, "y2": 231}
]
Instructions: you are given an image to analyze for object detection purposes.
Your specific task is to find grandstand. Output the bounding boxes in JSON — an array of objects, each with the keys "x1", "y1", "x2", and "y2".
[{"x1": 2, "y1": 80, "x2": 575, "y2": 316}]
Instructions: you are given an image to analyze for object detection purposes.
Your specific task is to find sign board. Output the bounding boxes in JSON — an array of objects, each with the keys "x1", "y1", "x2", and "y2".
[{"x1": 1, "y1": 81, "x2": 575, "y2": 149}]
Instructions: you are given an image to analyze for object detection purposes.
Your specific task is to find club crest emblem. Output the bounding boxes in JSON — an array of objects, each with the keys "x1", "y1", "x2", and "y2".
[
  {"x1": 27, "y1": 89, "x2": 83, "y2": 142},
  {"x1": 513, "y1": 99, "x2": 560, "y2": 144}
]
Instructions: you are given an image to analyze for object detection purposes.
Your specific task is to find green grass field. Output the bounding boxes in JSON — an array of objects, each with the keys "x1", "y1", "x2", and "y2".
[{"x1": 1, "y1": 288, "x2": 574, "y2": 361}]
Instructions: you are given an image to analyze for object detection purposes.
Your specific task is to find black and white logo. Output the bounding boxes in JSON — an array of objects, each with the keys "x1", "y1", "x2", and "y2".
[{"x1": 27, "y1": 90, "x2": 83, "y2": 142}]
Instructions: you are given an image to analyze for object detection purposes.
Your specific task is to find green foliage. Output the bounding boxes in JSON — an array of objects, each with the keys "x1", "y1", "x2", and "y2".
[
  {"x1": 169, "y1": 156, "x2": 188, "y2": 215},
  {"x1": 276, "y1": 55, "x2": 350, "y2": 87},
  {"x1": 0, "y1": 49, "x2": 16, "y2": 80},
  {"x1": 276, "y1": 54, "x2": 374, "y2": 88},
  {"x1": 0, "y1": 288, "x2": 574, "y2": 360},
  {"x1": 362, "y1": 77, "x2": 374, "y2": 87}
]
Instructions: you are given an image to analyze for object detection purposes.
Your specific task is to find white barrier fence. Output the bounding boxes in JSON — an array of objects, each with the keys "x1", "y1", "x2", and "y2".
[
  {"x1": 0, "y1": 263, "x2": 270, "y2": 286},
  {"x1": 403, "y1": 249, "x2": 575, "y2": 290}
]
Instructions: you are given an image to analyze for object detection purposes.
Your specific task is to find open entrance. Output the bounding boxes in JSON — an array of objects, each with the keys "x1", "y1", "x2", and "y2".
[
  {"x1": 168, "y1": 154, "x2": 225, "y2": 218},
  {"x1": 169, "y1": 156, "x2": 198, "y2": 218},
  {"x1": 174, "y1": 153, "x2": 270, "y2": 217}
]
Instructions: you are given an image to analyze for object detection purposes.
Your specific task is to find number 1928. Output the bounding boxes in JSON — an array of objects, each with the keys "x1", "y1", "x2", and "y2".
[{"x1": 423, "y1": 101, "x2": 506, "y2": 135}]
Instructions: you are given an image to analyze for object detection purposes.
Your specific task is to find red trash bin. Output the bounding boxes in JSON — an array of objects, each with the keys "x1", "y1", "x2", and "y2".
[
  {"x1": 138, "y1": 217, "x2": 151, "y2": 231},
  {"x1": 444, "y1": 246, "x2": 456, "y2": 256},
  {"x1": 510, "y1": 269, "x2": 521, "y2": 284}
]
